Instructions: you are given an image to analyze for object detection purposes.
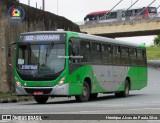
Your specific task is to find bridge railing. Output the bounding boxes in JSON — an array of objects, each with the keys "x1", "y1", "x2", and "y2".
[{"x1": 76, "y1": 14, "x2": 160, "y2": 26}]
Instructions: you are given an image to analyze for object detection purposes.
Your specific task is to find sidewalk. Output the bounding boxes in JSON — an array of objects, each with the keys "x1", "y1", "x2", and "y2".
[{"x1": 0, "y1": 93, "x2": 33, "y2": 103}]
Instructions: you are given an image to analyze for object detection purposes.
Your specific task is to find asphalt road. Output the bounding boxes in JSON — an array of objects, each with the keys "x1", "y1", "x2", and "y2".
[{"x1": 0, "y1": 67, "x2": 160, "y2": 122}]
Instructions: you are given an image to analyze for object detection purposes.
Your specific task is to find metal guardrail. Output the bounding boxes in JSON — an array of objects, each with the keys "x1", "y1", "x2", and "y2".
[
  {"x1": 76, "y1": 15, "x2": 160, "y2": 26},
  {"x1": 147, "y1": 60, "x2": 160, "y2": 69}
]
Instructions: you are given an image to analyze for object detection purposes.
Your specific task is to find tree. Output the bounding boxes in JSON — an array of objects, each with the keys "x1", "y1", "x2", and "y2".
[{"x1": 154, "y1": 35, "x2": 160, "y2": 46}]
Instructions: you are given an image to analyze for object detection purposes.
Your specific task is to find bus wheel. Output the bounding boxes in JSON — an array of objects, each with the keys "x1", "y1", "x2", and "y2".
[
  {"x1": 75, "y1": 81, "x2": 90, "y2": 102},
  {"x1": 89, "y1": 93, "x2": 98, "y2": 100},
  {"x1": 115, "y1": 79, "x2": 129, "y2": 97},
  {"x1": 34, "y1": 96, "x2": 49, "y2": 104}
]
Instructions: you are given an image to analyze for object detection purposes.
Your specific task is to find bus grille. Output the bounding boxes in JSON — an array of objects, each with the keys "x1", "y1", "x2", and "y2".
[{"x1": 24, "y1": 88, "x2": 52, "y2": 94}]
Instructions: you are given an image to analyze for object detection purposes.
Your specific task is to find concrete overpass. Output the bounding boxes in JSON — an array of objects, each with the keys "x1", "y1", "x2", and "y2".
[{"x1": 80, "y1": 18, "x2": 160, "y2": 38}]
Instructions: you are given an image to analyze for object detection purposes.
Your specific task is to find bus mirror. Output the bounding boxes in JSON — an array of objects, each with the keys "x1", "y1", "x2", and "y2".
[
  {"x1": 8, "y1": 42, "x2": 17, "y2": 57},
  {"x1": 8, "y1": 47, "x2": 11, "y2": 57}
]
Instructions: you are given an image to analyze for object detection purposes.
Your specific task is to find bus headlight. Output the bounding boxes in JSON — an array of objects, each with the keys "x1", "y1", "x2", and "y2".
[
  {"x1": 16, "y1": 81, "x2": 21, "y2": 87},
  {"x1": 15, "y1": 77, "x2": 21, "y2": 87},
  {"x1": 57, "y1": 76, "x2": 66, "y2": 86}
]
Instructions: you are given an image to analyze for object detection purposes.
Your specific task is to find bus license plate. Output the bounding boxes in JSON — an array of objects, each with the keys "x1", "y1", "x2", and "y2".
[{"x1": 34, "y1": 91, "x2": 43, "y2": 95}]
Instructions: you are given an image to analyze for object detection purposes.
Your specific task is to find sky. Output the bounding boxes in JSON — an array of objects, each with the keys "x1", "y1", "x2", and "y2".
[{"x1": 18, "y1": 0, "x2": 160, "y2": 46}]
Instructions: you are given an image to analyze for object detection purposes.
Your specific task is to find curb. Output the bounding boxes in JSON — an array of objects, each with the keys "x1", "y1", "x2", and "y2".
[{"x1": 0, "y1": 97, "x2": 33, "y2": 103}]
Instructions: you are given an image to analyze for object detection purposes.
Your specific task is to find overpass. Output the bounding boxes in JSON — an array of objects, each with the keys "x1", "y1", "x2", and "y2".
[{"x1": 80, "y1": 17, "x2": 160, "y2": 38}]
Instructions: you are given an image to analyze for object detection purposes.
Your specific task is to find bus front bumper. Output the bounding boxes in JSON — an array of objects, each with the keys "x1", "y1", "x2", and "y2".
[{"x1": 16, "y1": 83, "x2": 69, "y2": 96}]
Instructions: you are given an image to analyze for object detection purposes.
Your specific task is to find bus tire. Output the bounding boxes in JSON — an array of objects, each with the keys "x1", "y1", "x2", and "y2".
[
  {"x1": 89, "y1": 93, "x2": 98, "y2": 100},
  {"x1": 75, "y1": 81, "x2": 90, "y2": 102},
  {"x1": 115, "y1": 79, "x2": 129, "y2": 97},
  {"x1": 34, "y1": 96, "x2": 49, "y2": 104}
]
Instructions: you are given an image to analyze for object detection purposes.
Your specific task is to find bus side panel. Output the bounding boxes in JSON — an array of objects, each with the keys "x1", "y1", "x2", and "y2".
[
  {"x1": 92, "y1": 65, "x2": 129, "y2": 93},
  {"x1": 68, "y1": 64, "x2": 83, "y2": 95},
  {"x1": 127, "y1": 66, "x2": 140, "y2": 90},
  {"x1": 92, "y1": 65, "x2": 111, "y2": 93},
  {"x1": 138, "y1": 67, "x2": 148, "y2": 89},
  {"x1": 68, "y1": 65, "x2": 106, "y2": 95},
  {"x1": 112, "y1": 66, "x2": 129, "y2": 92}
]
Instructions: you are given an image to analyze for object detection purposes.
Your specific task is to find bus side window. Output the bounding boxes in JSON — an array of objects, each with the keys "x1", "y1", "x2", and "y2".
[
  {"x1": 142, "y1": 50, "x2": 147, "y2": 66},
  {"x1": 80, "y1": 40, "x2": 91, "y2": 63},
  {"x1": 69, "y1": 38, "x2": 80, "y2": 63},
  {"x1": 129, "y1": 48, "x2": 137, "y2": 66},
  {"x1": 121, "y1": 47, "x2": 130, "y2": 65},
  {"x1": 113, "y1": 45, "x2": 121, "y2": 65},
  {"x1": 137, "y1": 49, "x2": 144, "y2": 66},
  {"x1": 91, "y1": 42, "x2": 102, "y2": 64},
  {"x1": 102, "y1": 44, "x2": 112, "y2": 64}
]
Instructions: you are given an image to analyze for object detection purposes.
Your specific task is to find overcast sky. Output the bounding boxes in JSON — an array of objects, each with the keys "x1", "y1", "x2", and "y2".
[{"x1": 19, "y1": 0, "x2": 160, "y2": 46}]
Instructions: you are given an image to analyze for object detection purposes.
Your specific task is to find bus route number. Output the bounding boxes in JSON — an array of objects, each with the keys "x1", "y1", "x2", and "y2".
[{"x1": 25, "y1": 36, "x2": 34, "y2": 41}]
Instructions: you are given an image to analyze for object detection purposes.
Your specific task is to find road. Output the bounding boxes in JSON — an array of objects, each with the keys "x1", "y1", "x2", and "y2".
[{"x1": 0, "y1": 67, "x2": 160, "y2": 122}]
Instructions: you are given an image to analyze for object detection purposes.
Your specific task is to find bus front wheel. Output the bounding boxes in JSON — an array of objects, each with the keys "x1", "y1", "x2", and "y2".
[
  {"x1": 34, "y1": 95, "x2": 49, "y2": 104},
  {"x1": 115, "y1": 79, "x2": 129, "y2": 97},
  {"x1": 75, "y1": 81, "x2": 90, "y2": 102}
]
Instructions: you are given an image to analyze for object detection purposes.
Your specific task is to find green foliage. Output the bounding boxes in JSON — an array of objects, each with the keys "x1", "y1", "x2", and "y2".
[
  {"x1": 154, "y1": 35, "x2": 160, "y2": 45},
  {"x1": 146, "y1": 46, "x2": 160, "y2": 60}
]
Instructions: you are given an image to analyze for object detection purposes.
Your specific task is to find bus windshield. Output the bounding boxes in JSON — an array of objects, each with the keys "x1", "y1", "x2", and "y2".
[{"x1": 17, "y1": 43, "x2": 65, "y2": 76}]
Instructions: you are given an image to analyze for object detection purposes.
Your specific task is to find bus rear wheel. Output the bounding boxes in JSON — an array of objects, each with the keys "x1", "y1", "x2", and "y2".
[
  {"x1": 115, "y1": 79, "x2": 129, "y2": 97},
  {"x1": 34, "y1": 95, "x2": 49, "y2": 104},
  {"x1": 75, "y1": 81, "x2": 90, "y2": 102}
]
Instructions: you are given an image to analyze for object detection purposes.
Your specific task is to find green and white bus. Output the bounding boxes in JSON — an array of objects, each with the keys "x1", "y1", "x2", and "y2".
[{"x1": 10, "y1": 31, "x2": 147, "y2": 103}]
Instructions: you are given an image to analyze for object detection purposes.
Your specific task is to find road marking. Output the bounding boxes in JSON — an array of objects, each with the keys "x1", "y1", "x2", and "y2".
[{"x1": 24, "y1": 107, "x2": 160, "y2": 114}]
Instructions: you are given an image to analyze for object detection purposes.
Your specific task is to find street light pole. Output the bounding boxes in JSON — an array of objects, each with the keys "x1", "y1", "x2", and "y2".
[
  {"x1": 57, "y1": 0, "x2": 58, "y2": 15},
  {"x1": 28, "y1": 0, "x2": 30, "y2": 6},
  {"x1": 42, "y1": 0, "x2": 45, "y2": 11}
]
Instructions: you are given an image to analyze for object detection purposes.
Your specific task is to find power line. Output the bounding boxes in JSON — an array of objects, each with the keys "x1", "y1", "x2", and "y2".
[
  {"x1": 109, "y1": 0, "x2": 140, "y2": 26},
  {"x1": 97, "y1": 0, "x2": 124, "y2": 23},
  {"x1": 129, "y1": 0, "x2": 156, "y2": 23}
]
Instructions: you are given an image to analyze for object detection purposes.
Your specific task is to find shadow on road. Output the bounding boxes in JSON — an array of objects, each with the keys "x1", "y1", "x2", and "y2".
[{"x1": 21, "y1": 94, "x2": 144, "y2": 105}]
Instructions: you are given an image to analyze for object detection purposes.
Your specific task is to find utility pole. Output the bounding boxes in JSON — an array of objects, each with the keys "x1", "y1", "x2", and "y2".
[
  {"x1": 57, "y1": 0, "x2": 58, "y2": 15},
  {"x1": 28, "y1": 0, "x2": 30, "y2": 6},
  {"x1": 42, "y1": 0, "x2": 45, "y2": 11}
]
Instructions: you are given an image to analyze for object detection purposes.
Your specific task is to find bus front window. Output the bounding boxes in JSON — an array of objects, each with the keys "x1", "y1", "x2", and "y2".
[{"x1": 17, "y1": 43, "x2": 65, "y2": 76}]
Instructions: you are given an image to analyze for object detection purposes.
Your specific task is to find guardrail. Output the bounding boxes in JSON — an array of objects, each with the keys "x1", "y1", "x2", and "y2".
[
  {"x1": 147, "y1": 60, "x2": 160, "y2": 69},
  {"x1": 76, "y1": 14, "x2": 160, "y2": 26}
]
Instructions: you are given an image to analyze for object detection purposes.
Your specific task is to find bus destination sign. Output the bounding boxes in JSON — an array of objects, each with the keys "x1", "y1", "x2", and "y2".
[{"x1": 22, "y1": 34, "x2": 64, "y2": 42}]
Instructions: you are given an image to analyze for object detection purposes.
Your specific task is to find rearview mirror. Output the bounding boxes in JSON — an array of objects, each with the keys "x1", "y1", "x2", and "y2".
[
  {"x1": 8, "y1": 42, "x2": 17, "y2": 57},
  {"x1": 8, "y1": 47, "x2": 11, "y2": 57}
]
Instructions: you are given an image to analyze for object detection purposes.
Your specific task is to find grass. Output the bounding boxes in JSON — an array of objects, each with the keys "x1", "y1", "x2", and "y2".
[{"x1": 146, "y1": 46, "x2": 160, "y2": 60}]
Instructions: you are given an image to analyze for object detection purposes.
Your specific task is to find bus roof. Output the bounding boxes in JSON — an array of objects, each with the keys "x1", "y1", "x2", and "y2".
[
  {"x1": 86, "y1": 10, "x2": 109, "y2": 16},
  {"x1": 78, "y1": 33, "x2": 144, "y2": 48},
  {"x1": 20, "y1": 31, "x2": 145, "y2": 48},
  {"x1": 21, "y1": 31, "x2": 66, "y2": 35}
]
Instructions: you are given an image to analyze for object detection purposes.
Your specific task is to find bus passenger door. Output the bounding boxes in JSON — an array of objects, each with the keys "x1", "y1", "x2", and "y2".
[{"x1": 68, "y1": 39, "x2": 82, "y2": 95}]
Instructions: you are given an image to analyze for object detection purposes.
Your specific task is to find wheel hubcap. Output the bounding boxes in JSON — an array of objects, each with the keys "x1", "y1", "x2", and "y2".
[
  {"x1": 125, "y1": 84, "x2": 129, "y2": 95},
  {"x1": 82, "y1": 87, "x2": 87, "y2": 97}
]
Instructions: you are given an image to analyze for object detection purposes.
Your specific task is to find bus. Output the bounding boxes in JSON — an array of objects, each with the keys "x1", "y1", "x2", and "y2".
[
  {"x1": 9, "y1": 30, "x2": 147, "y2": 103},
  {"x1": 84, "y1": 7, "x2": 157, "y2": 24}
]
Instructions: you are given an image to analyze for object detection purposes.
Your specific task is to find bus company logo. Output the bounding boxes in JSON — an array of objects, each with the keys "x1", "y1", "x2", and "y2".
[
  {"x1": 2, "y1": 115, "x2": 12, "y2": 120},
  {"x1": 7, "y1": 6, "x2": 25, "y2": 23}
]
